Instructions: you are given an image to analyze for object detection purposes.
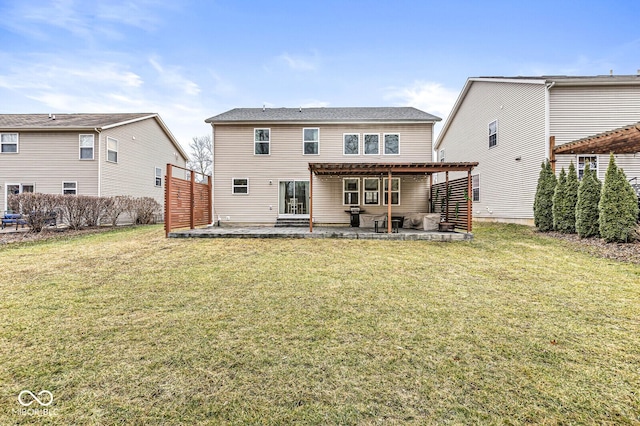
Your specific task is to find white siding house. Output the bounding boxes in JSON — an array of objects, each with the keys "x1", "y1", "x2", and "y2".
[
  {"x1": 435, "y1": 75, "x2": 640, "y2": 225},
  {"x1": 205, "y1": 107, "x2": 444, "y2": 226},
  {"x1": 0, "y1": 113, "x2": 188, "y2": 214}
]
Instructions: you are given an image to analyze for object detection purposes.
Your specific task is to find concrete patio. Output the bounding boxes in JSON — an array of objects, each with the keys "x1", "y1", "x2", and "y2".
[{"x1": 168, "y1": 226, "x2": 472, "y2": 241}]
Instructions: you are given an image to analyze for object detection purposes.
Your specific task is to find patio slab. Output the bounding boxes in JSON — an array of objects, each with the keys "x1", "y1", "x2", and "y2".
[{"x1": 168, "y1": 226, "x2": 472, "y2": 241}]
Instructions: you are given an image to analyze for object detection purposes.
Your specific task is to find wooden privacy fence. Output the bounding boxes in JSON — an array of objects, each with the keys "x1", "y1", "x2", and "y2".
[
  {"x1": 164, "y1": 164, "x2": 212, "y2": 236},
  {"x1": 431, "y1": 175, "x2": 472, "y2": 232}
]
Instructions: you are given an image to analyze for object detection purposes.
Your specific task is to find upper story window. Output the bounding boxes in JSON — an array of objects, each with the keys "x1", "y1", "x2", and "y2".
[
  {"x1": 79, "y1": 134, "x2": 94, "y2": 160},
  {"x1": 343, "y1": 178, "x2": 359, "y2": 205},
  {"x1": 303, "y1": 128, "x2": 319, "y2": 155},
  {"x1": 254, "y1": 128, "x2": 270, "y2": 155},
  {"x1": 364, "y1": 134, "x2": 379, "y2": 155},
  {"x1": 438, "y1": 149, "x2": 445, "y2": 162},
  {"x1": 343, "y1": 133, "x2": 359, "y2": 155},
  {"x1": 1, "y1": 133, "x2": 18, "y2": 153},
  {"x1": 384, "y1": 133, "x2": 400, "y2": 155},
  {"x1": 472, "y1": 175, "x2": 480, "y2": 201},
  {"x1": 107, "y1": 137, "x2": 118, "y2": 163},
  {"x1": 63, "y1": 181, "x2": 77, "y2": 195},
  {"x1": 155, "y1": 167, "x2": 162, "y2": 187},
  {"x1": 489, "y1": 120, "x2": 498, "y2": 148},
  {"x1": 577, "y1": 155, "x2": 598, "y2": 180}
]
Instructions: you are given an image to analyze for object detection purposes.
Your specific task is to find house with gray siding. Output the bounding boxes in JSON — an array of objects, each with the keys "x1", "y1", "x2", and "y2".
[
  {"x1": 0, "y1": 113, "x2": 188, "y2": 214},
  {"x1": 206, "y1": 107, "x2": 450, "y2": 226},
  {"x1": 434, "y1": 75, "x2": 640, "y2": 225}
]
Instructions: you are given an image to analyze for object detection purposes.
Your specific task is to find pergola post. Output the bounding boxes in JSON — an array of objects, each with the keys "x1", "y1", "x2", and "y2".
[
  {"x1": 549, "y1": 136, "x2": 556, "y2": 173},
  {"x1": 445, "y1": 171, "x2": 449, "y2": 222},
  {"x1": 467, "y1": 170, "x2": 472, "y2": 232},
  {"x1": 387, "y1": 170, "x2": 392, "y2": 233},
  {"x1": 309, "y1": 168, "x2": 313, "y2": 233}
]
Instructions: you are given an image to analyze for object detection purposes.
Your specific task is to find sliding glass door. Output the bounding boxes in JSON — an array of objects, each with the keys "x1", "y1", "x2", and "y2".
[{"x1": 279, "y1": 180, "x2": 309, "y2": 216}]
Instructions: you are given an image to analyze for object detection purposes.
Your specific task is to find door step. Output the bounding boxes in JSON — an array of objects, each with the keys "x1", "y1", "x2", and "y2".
[{"x1": 274, "y1": 218, "x2": 310, "y2": 227}]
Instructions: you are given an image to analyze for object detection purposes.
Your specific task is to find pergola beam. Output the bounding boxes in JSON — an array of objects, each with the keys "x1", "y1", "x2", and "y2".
[{"x1": 554, "y1": 123, "x2": 640, "y2": 155}]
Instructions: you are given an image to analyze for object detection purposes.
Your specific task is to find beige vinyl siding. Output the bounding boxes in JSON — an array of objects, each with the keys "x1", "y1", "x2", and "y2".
[
  {"x1": 556, "y1": 153, "x2": 640, "y2": 183},
  {"x1": 437, "y1": 81, "x2": 546, "y2": 221},
  {"x1": 550, "y1": 85, "x2": 640, "y2": 146},
  {"x1": 213, "y1": 123, "x2": 433, "y2": 224},
  {"x1": 100, "y1": 118, "x2": 186, "y2": 208},
  {"x1": 0, "y1": 131, "x2": 99, "y2": 212}
]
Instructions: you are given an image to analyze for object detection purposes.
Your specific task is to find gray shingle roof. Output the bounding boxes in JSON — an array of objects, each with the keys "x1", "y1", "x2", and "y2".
[
  {"x1": 475, "y1": 75, "x2": 640, "y2": 84},
  {"x1": 0, "y1": 113, "x2": 156, "y2": 129},
  {"x1": 205, "y1": 107, "x2": 441, "y2": 123}
]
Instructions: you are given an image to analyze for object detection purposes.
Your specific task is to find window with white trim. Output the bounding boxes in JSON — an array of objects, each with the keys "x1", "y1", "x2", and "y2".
[
  {"x1": 439, "y1": 149, "x2": 445, "y2": 162},
  {"x1": 232, "y1": 178, "x2": 249, "y2": 194},
  {"x1": 577, "y1": 155, "x2": 598, "y2": 180},
  {"x1": 254, "y1": 128, "x2": 270, "y2": 155},
  {"x1": 343, "y1": 178, "x2": 359, "y2": 205},
  {"x1": 363, "y1": 178, "x2": 380, "y2": 205},
  {"x1": 343, "y1": 133, "x2": 359, "y2": 155},
  {"x1": 303, "y1": 128, "x2": 319, "y2": 155},
  {"x1": 489, "y1": 120, "x2": 497, "y2": 148},
  {"x1": 155, "y1": 167, "x2": 162, "y2": 187},
  {"x1": 79, "y1": 134, "x2": 94, "y2": 160},
  {"x1": 472, "y1": 174, "x2": 480, "y2": 202},
  {"x1": 1, "y1": 133, "x2": 18, "y2": 153},
  {"x1": 107, "y1": 137, "x2": 118, "y2": 163},
  {"x1": 364, "y1": 134, "x2": 379, "y2": 155},
  {"x1": 384, "y1": 133, "x2": 400, "y2": 155},
  {"x1": 63, "y1": 181, "x2": 77, "y2": 195},
  {"x1": 383, "y1": 177, "x2": 400, "y2": 205}
]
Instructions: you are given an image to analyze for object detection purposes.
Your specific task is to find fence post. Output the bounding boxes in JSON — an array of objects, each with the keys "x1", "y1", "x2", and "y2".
[
  {"x1": 190, "y1": 172, "x2": 195, "y2": 230},
  {"x1": 165, "y1": 163, "x2": 172, "y2": 237}
]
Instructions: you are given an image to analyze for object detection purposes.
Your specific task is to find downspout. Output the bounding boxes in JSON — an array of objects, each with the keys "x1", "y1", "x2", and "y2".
[
  {"x1": 210, "y1": 124, "x2": 215, "y2": 226},
  {"x1": 95, "y1": 128, "x2": 102, "y2": 197},
  {"x1": 544, "y1": 81, "x2": 555, "y2": 160}
]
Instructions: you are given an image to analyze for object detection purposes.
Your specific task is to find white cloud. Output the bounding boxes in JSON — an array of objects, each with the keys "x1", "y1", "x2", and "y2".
[
  {"x1": 385, "y1": 81, "x2": 459, "y2": 121},
  {"x1": 149, "y1": 56, "x2": 200, "y2": 96},
  {"x1": 300, "y1": 100, "x2": 330, "y2": 108},
  {"x1": 278, "y1": 52, "x2": 319, "y2": 71}
]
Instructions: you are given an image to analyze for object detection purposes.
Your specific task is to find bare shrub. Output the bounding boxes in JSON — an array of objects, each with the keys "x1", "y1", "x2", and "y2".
[
  {"x1": 127, "y1": 197, "x2": 161, "y2": 224},
  {"x1": 102, "y1": 196, "x2": 130, "y2": 226},
  {"x1": 9, "y1": 193, "x2": 59, "y2": 232},
  {"x1": 82, "y1": 196, "x2": 111, "y2": 227}
]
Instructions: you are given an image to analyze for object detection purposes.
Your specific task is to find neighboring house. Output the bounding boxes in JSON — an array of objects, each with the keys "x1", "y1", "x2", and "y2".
[
  {"x1": 434, "y1": 75, "x2": 640, "y2": 225},
  {"x1": 205, "y1": 107, "x2": 455, "y2": 226},
  {"x1": 0, "y1": 113, "x2": 188, "y2": 214}
]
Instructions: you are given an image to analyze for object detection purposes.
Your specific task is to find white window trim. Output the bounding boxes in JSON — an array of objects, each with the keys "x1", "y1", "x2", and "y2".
[
  {"x1": 383, "y1": 133, "x2": 401, "y2": 155},
  {"x1": 5, "y1": 183, "x2": 35, "y2": 211},
  {"x1": 489, "y1": 120, "x2": 498, "y2": 148},
  {"x1": 106, "y1": 137, "x2": 118, "y2": 163},
  {"x1": 302, "y1": 128, "x2": 319, "y2": 155},
  {"x1": 0, "y1": 132, "x2": 19, "y2": 154},
  {"x1": 472, "y1": 174, "x2": 480, "y2": 202},
  {"x1": 232, "y1": 178, "x2": 249, "y2": 195},
  {"x1": 577, "y1": 155, "x2": 598, "y2": 179},
  {"x1": 383, "y1": 177, "x2": 401, "y2": 206},
  {"x1": 62, "y1": 181, "x2": 78, "y2": 195},
  {"x1": 439, "y1": 149, "x2": 445, "y2": 162},
  {"x1": 343, "y1": 133, "x2": 360, "y2": 156},
  {"x1": 363, "y1": 133, "x2": 380, "y2": 156},
  {"x1": 363, "y1": 177, "x2": 380, "y2": 206},
  {"x1": 254, "y1": 128, "x2": 270, "y2": 156},
  {"x1": 79, "y1": 134, "x2": 95, "y2": 160},
  {"x1": 155, "y1": 167, "x2": 162, "y2": 187},
  {"x1": 342, "y1": 177, "x2": 360, "y2": 205}
]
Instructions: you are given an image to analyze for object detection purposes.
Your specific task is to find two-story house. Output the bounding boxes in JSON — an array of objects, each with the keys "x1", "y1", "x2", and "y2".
[
  {"x1": 0, "y1": 113, "x2": 188, "y2": 214},
  {"x1": 206, "y1": 107, "x2": 477, "y2": 228},
  {"x1": 434, "y1": 75, "x2": 640, "y2": 225}
]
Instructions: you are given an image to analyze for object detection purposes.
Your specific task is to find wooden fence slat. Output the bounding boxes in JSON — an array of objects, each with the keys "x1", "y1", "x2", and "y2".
[{"x1": 165, "y1": 164, "x2": 212, "y2": 235}]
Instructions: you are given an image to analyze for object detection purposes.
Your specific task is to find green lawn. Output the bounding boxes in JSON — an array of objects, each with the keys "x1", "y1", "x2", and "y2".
[{"x1": 1, "y1": 224, "x2": 639, "y2": 424}]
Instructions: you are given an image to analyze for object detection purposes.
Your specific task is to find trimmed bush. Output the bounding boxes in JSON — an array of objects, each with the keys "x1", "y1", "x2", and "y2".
[
  {"x1": 575, "y1": 163, "x2": 601, "y2": 238},
  {"x1": 533, "y1": 160, "x2": 556, "y2": 231},
  {"x1": 599, "y1": 154, "x2": 639, "y2": 242},
  {"x1": 556, "y1": 161, "x2": 578, "y2": 233},
  {"x1": 552, "y1": 167, "x2": 567, "y2": 231}
]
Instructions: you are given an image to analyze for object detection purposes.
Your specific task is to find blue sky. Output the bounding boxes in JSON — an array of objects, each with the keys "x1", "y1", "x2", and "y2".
[{"x1": 1, "y1": 0, "x2": 639, "y2": 152}]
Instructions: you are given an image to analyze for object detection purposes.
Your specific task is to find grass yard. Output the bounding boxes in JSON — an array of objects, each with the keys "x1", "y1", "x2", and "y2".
[{"x1": 1, "y1": 223, "x2": 639, "y2": 424}]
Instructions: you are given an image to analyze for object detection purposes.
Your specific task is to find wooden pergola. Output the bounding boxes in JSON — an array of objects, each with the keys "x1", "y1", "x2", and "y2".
[
  {"x1": 552, "y1": 122, "x2": 640, "y2": 157},
  {"x1": 308, "y1": 162, "x2": 478, "y2": 234}
]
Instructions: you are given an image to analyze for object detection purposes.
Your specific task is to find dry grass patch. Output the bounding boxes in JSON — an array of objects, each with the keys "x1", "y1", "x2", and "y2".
[{"x1": 0, "y1": 223, "x2": 639, "y2": 424}]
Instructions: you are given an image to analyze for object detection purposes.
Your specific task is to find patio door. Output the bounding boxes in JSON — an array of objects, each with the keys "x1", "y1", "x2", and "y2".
[
  {"x1": 279, "y1": 180, "x2": 309, "y2": 216},
  {"x1": 4, "y1": 183, "x2": 34, "y2": 212}
]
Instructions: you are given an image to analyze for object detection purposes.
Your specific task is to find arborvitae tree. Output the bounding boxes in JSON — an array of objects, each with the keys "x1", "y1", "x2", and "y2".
[
  {"x1": 599, "y1": 153, "x2": 640, "y2": 242},
  {"x1": 552, "y1": 167, "x2": 567, "y2": 231},
  {"x1": 558, "y1": 161, "x2": 579, "y2": 233},
  {"x1": 534, "y1": 160, "x2": 556, "y2": 231},
  {"x1": 575, "y1": 163, "x2": 601, "y2": 238}
]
